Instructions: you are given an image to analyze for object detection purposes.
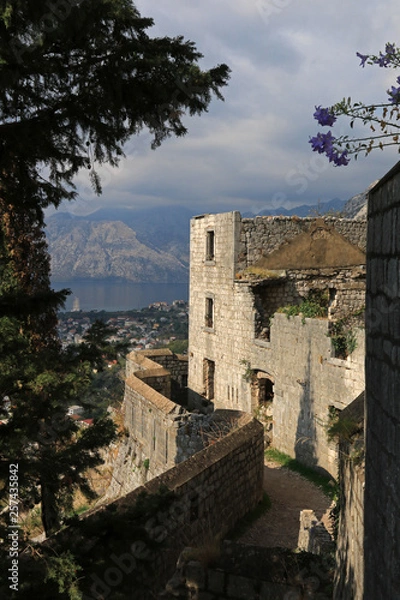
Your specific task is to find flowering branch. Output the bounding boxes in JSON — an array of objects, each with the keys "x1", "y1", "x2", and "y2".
[{"x1": 309, "y1": 43, "x2": 400, "y2": 166}]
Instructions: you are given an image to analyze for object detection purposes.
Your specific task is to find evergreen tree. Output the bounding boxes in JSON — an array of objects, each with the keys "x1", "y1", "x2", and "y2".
[
  {"x1": 0, "y1": 208, "x2": 120, "y2": 536},
  {"x1": 0, "y1": 0, "x2": 230, "y2": 208},
  {"x1": 0, "y1": 0, "x2": 229, "y2": 538}
]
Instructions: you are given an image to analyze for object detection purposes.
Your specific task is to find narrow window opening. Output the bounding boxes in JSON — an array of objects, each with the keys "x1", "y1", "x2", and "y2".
[
  {"x1": 206, "y1": 230, "x2": 215, "y2": 261},
  {"x1": 328, "y1": 287, "x2": 337, "y2": 319},
  {"x1": 205, "y1": 297, "x2": 214, "y2": 329},
  {"x1": 251, "y1": 370, "x2": 274, "y2": 414}
]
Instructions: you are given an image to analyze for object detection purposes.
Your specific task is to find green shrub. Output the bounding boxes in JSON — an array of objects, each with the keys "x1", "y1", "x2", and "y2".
[
  {"x1": 278, "y1": 290, "x2": 328, "y2": 324},
  {"x1": 329, "y1": 322, "x2": 358, "y2": 359}
]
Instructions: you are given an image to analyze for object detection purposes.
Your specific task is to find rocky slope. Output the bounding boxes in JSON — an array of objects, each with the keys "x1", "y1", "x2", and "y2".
[
  {"x1": 46, "y1": 214, "x2": 188, "y2": 282},
  {"x1": 342, "y1": 180, "x2": 378, "y2": 219}
]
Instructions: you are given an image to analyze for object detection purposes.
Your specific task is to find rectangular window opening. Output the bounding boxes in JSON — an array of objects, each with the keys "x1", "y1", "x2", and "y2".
[
  {"x1": 206, "y1": 230, "x2": 215, "y2": 261},
  {"x1": 205, "y1": 297, "x2": 214, "y2": 329}
]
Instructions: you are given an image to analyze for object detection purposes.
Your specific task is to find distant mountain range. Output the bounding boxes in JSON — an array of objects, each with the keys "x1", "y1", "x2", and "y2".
[
  {"x1": 242, "y1": 197, "x2": 347, "y2": 218},
  {"x1": 46, "y1": 188, "x2": 371, "y2": 283},
  {"x1": 46, "y1": 206, "x2": 192, "y2": 283}
]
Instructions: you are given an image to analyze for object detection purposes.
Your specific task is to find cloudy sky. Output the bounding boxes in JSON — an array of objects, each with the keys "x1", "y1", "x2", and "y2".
[{"x1": 65, "y1": 0, "x2": 400, "y2": 216}]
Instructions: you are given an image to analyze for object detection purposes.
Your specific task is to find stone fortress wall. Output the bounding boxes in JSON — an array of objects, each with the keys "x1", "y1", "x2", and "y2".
[
  {"x1": 107, "y1": 206, "x2": 384, "y2": 599},
  {"x1": 364, "y1": 162, "x2": 400, "y2": 599},
  {"x1": 188, "y1": 212, "x2": 366, "y2": 477},
  {"x1": 111, "y1": 408, "x2": 264, "y2": 552},
  {"x1": 109, "y1": 349, "x2": 241, "y2": 499},
  {"x1": 58, "y1": 402, "x2": 264, "y2": 600},
  {"x1": 264, "y1": 313, "x2": 364, "y2": 475},
  {"x1": 334, "y1": 392, "x2": 365, "y2": 600}
]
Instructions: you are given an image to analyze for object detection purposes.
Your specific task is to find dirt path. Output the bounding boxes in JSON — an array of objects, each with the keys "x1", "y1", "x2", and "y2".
[{"x1": 237, "y1": 460, "x2": 334, "y2": 549}]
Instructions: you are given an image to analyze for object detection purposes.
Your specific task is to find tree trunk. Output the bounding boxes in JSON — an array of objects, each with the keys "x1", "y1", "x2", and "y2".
[{"x1": 40, "y1": 477, "x2": 61, "y2": 537}]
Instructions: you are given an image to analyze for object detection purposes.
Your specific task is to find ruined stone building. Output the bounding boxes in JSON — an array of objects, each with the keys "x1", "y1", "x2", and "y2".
[
  {"x1": 188, "y1": 212, "x2": 366, "y2": 477},
  {"x1": 94, "y1": 158, "x2": 400, "y2": 599},
  {"x1": 117, "y1": 209, "x2": 374, "y2": 599}
]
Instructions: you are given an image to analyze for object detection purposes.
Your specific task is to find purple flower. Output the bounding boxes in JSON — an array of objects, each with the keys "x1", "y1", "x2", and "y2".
[
  {"x1": 309, "y1": 133, "x2": 349, "y2": 166},
  {"x1": 375, "y1": 52, "x2": 391, "y2": 67},
  {"x1": 385, "y1": 43, "x2": 396, "y2": 55},
  {"x1": 356, "y1": 52, "x2": 369, "y2": 67},
  {"x1": 309, "y1": 131, "x2": 335, "y2": 154},
  {"x1": 313, "y1": 105, "x2": 336, "y2": 126},
  {"x1": 388, "y1": 85, "x2": 400, "y2": 104},
  {"x1": 388, "y1": 77, "x2": 400, "y2": 103},
  {"x1": 330, "y1": 150, "x2": 350, "y2": 166}
]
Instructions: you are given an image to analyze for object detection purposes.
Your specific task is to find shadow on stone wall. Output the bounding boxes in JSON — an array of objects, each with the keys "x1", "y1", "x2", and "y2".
[
  {"x1": 295, "y1": 348, "x2": 318, "y2": 469},
  {"x1": 33, "y1": 412, "x2": 265, "y2": 600}
]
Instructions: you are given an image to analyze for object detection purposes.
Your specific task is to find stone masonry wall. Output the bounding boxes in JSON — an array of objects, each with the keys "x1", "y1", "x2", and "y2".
[
  {"x1": 264, "y1": 314, "x2": 365, "y2": 476},
  {"x1": 334, "y1": 446, "x2": 364, "y2": 600},
  {"x1": 189, "y1": 212, "x2": 365, "y2": 477},
  {"x1": 238, "y1": 216, "x2": 367, "y2": 270},
  {"x1": 160, "y1": 542, "x2": 334, "y2": 600},
  {"x1": 145, "y1": 349, "x2": 189, "y2": 405},
  {"x1": 252, "y1": 267, "x2": 365, "y2": 340},
  {"x1": 109, "y1": 350, "x2": 240, "y2": 499},
  {"x1": 364, "y1": 162, "x2": 400, "y2": 599},
  {"x1": 85, "y1": 413, "x2": 264, "y2": 599},
  {"x1": 333, "y1": 393, "x2": 365, "y2": 600},
  {"x1": 188, "y1": 212, "x2": 244, "y2": 412}
]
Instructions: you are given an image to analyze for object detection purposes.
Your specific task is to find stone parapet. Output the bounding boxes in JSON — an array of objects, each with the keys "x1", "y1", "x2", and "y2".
[{"x1": 83, "y1": 413, "x2": 264, "y2": 599}]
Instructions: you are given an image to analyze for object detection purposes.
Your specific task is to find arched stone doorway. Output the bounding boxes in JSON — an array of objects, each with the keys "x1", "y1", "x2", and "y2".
[{"x1": 251, "y1": 370, "x2": 274, "y2": 443}]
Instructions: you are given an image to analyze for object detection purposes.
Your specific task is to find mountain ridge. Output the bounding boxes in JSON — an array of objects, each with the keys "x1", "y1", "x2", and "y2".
[
  {"x1": 46, "y1": 190, "x2": 371, "y2": 283},
  {"x1": 46, "y1": 216, "x2": 188, "y2": 283}
]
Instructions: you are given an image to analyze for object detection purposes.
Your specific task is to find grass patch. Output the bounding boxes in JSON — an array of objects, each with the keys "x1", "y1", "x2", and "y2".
[
  {"x1": 227, "y1": 492, "x2": 271, "y2": 540},
  {"x1": 265, "y1": 448, "x2": 337, "y2": 501}
]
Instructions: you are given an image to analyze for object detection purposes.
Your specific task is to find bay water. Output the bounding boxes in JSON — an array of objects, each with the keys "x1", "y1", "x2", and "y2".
[{"x1": 51, "y1": 279, "x2": 189, "y2": 312}]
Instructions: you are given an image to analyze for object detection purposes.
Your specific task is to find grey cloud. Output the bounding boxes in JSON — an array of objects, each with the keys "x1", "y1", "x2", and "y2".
[{"x1": 62, "y1": 0, "x2": 400, "y2": 217}]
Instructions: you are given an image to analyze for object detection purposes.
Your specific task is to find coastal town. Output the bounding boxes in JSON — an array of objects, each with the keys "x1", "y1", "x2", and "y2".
[{"x1": 57, "y1": 299, "x2": 189, "y2": 353}]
